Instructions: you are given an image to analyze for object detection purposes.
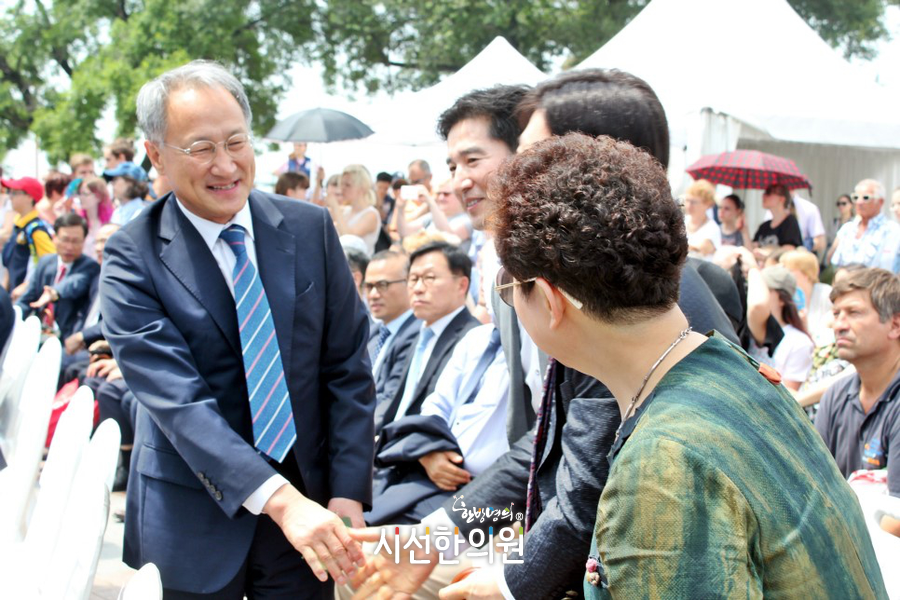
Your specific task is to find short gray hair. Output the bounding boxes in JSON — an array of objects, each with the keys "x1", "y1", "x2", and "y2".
[
  {"x1": 136, "y1": 60, "x2": 252, "y2": 143},
  {"x1": 856, "y1": 178, "x2": 885, "y2": 201}
]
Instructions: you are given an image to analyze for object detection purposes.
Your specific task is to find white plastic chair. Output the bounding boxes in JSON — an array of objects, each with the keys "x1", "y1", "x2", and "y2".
[
  {"x1": 83, "y1": 417, "x2": 122, "y2": 496},
  {"x1": 22, "y1": 387, "x2": 95, "y2": 564},
  {"x1": 41, "y1": 478, "x2": 110, "y2": 599},
  {"x1": 118, "y1": 563, "x2": 163, "y2": 600},
  {"x1": 0, "y1": 315, "x2": 41, "y2": 459},
  {"x1": 0, "y1": 336, "x2": 62, "y2": 543},
  {"x1": 0, "y1": 305, "x2": 23, "y2": 409}
]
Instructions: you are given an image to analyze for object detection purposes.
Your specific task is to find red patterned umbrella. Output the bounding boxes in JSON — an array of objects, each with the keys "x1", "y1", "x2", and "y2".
[{"x1": 687, "y1": 150, "x2": 811, "y2": 191}]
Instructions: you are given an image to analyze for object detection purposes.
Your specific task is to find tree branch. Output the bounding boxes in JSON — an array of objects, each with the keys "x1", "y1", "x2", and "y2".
[
  {"x1": 0, "y1": 53, "x2": 36, "y2": 112},
  {"x1": 32, "y1": 0, "x2": 74, "y2": 76},
  {"x1": 233, "y1": 0, "x2": 294, "y2": 35}
]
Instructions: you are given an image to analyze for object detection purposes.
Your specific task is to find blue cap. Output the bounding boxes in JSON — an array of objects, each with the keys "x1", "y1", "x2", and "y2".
[{"x1": 103, "y1": 161, "x2": 147, "y2": 182}]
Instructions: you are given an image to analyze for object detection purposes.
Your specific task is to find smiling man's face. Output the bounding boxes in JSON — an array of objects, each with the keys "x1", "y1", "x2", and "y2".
[
  {"x1": 145, "y1": 85, "x2": 255, "y2": 224},
  {"x1": 446, "y1": 116, "x2": 513, "y2": 231}
]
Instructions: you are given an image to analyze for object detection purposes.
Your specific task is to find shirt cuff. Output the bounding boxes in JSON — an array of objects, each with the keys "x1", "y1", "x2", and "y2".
[
  {"x1": 495, "y1": 561, "x2": 516, "y2": 600},
  {"x1": 243, "y1": 474, "x2": 289, "y2": 515}
]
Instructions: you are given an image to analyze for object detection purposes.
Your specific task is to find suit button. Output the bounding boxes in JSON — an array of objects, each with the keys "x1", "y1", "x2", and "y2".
[{"x1": 214, "y1": 491, "x2": 223, "y2": 501}]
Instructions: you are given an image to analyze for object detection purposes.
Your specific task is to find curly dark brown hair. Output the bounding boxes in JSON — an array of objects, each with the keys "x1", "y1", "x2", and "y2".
[{"x1": 490, "y1": 132, "x2": 687, "y2": 323}]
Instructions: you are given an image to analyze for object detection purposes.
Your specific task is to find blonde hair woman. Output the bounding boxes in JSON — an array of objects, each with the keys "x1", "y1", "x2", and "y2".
[
  {"x1": 326, "y1": 164, "x2": 380, "y2": 255},
  {"x1": 683, "y1": 179, "x2": 720, "y2": 259}
]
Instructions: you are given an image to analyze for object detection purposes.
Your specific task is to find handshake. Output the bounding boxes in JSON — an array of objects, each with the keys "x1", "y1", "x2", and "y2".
[{"x1": 264, "y1": 484, "x2": 505, "y2": 599}]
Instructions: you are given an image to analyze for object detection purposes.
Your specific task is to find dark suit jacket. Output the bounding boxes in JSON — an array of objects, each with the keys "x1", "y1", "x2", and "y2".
[
  {"x1": 80, "y1": 276, "x2": 104, "y2": 346},
  {"x1": 17, "y1": 253, "x2": 99, "y2": 341},
  {"x1": 372, "y1": 313, "x2": 421, "y2": 423},
  {"x1": 375, "y1": 308, "x2": 478, "y2": 431},
  {"x1": 100, "y1": 191, "x2": 375, "y2": 594}
]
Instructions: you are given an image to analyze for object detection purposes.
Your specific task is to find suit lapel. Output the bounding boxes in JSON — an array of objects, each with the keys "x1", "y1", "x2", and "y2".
[
  {"x1": 248, "y1": 191, "x2": 296, "y2": 372},
  {"x1": 413, "y1": 310, "x2": 467, "y2": 402},
  {"x1": 158, "y1": 197, "x2": 241, "y2": 357}
]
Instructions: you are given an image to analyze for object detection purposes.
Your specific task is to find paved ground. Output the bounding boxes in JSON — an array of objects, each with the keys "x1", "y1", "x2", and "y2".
[{"x1": 91, "y1": 490, "x2": 135, "y2": 599}]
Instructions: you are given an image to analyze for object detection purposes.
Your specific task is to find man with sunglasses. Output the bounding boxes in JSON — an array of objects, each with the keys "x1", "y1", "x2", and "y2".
[
  {"x1": 101, "y1": 60, "x2": 374, "y2": 598},
  {"x1": 831, "y1": 178, "x2": 900, "y2": 273}
]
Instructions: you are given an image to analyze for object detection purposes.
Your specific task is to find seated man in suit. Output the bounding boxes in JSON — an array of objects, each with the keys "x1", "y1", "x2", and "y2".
[
  {"x1": 17, "y1": 213, "x2": 99, "y2": 341},
  {"x1": 373, "y1": 242, "x2": 479, "y2": 434},
  {"x1": 365, "y1": 250, "x2": 420, "y2": 413},
  {"x1": 62, "y1": 222, "x2": 121, "y2": 384}
]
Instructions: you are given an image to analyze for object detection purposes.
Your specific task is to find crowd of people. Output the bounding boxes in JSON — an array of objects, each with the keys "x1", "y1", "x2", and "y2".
[{"x1": 0, "y1": 59, "x2": 898, "y2": 599}]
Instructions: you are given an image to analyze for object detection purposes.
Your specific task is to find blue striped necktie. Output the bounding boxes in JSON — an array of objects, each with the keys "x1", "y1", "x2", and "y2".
[
  {"x1": 373, "y1": 325, "x2": 391, "y2": 363},
  {"x1": 220, "y1": 225, "x2": 296, "y2": 463}
]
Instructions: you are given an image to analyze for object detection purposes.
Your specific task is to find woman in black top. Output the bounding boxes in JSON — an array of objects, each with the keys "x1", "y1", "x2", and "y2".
[{"x1": 753, "y1": 183, "x2": 803, "y2": 250}]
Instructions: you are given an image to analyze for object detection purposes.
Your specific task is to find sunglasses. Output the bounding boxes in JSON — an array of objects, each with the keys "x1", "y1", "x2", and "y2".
[
  {"x1": 836, "y1": 201, "x2": 849, "y2": 207},
  {"x1": 494, "y1": 267, "x2": 583, "y2": 310},
  {"x1": 851, "y1": 194, "x2": 876, "y2": 202}
]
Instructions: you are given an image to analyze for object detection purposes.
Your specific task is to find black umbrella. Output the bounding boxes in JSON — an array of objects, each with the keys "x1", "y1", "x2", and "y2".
[{"x1": 264, "y1": 108, "x2": 374, "y2": 143}]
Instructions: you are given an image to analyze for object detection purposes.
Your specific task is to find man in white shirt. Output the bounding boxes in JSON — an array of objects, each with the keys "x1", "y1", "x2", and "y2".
[{"x1": 376, "y1": 242, "x2": 479, "y2": 431}]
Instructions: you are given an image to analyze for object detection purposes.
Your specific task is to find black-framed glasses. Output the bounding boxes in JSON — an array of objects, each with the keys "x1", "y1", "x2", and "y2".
[
  {"x1": 364, "y1": 279, "x2": 406, "y2": 293},
  {"x1": 162, "y1": 133, "x2": 252, "y2": 165},
  {"x1": 407, "y1": 273, "x2": 459, "y2": 288},
  {"x1": 852, "y1": 193, "x2": 875, "y2": 203},
  {"x1": 836, "y1": 201, "x2": 849, "y2": 207}
]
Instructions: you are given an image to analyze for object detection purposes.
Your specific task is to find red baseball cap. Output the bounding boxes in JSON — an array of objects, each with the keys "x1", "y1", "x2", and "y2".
[{"x1": 1, "y1": 177, "x2": 44, "y2": 202}]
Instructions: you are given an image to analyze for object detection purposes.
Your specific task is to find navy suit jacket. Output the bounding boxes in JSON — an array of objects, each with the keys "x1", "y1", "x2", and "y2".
[
  {"x1": 371, "y1": 313, "x2": 421, "y2": 421},
  {"x1": 100, "y1": 191, "x2": 375, "y2": 593},
  {"x1": 375, "y1": 308, "x2": 478, "y2": 432},
  {"x1": 17, "y1": 253, "x2": 99, "y2": 341}
]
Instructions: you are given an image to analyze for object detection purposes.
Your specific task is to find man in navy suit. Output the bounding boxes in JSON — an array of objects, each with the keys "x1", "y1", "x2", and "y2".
[
  {"x1": 17, "y1": 213, "x2": 99, "y2": 341},
  {"x1": 100, "y1": 61, "x2": 373, "y2": 598},
  {"x1": 364, "y1": 250, "x2": 420, "y2": 414}
]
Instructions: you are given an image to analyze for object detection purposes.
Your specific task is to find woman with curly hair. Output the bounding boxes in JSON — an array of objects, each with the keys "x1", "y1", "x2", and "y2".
[{"x1": 491, "y1": 133, "x2": 884, "y2": 599}]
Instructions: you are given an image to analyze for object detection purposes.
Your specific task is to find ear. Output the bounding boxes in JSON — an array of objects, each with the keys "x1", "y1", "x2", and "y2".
[
  {"x1": 457, "y1": 276, "x2": 470, "y2": 299},
  {"x1": 144, "y1": 140, "x2": 165, "y2": 176},
  {"x1": 888, "y1": 313, "x2": 900, "y2": 341},
  {"x1": 534, "y1": 278, "x2": 566, "y2": 330}
]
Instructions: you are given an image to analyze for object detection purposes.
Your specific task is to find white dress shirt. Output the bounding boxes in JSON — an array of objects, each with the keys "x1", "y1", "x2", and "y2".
[
  {"x1": 372, "y1": 309, "x2": 415, "y2": 377},
  {"x1": 175, "y1": 198, "x2": 286, "y2": 515},
  {"x1": 419, "y1": 323, "x2": 510, "y2": 475},
  {"x1": 394, "y1": 305, "x2": 465, "y2": 420}
]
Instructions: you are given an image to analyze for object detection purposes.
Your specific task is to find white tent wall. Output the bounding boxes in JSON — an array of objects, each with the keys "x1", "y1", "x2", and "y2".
[{"x1": 738, "y1": 138, "x2": 900, "y2": 232}]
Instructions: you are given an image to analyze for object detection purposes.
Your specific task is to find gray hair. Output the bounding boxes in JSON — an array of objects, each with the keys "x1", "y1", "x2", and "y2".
[
  {"x1": 408, "y1": 159, "x2": 431, "y2": 174},
  {"x1": 856, "y1": 178, "x2": 886, "y2": 201},
  {"x1": 136, "y1": 60, "x2": 252, "y2": 143}
]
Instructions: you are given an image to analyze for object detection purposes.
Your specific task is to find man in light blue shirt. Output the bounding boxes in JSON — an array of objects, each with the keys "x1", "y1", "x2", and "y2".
[{"x1": 831, "y1": 178, "x2": 900, "y2": 273}]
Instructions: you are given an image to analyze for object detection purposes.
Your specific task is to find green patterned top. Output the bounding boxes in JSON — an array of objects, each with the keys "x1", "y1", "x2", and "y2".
[{"x1": 584, "y1": 334, "x2": 886, "y2": 599}]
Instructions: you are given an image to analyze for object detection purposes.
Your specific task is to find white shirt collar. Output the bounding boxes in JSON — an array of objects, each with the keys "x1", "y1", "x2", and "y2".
[
  {"x1": 425, "y1": 305, "x2": 465, "y2": 340},
  {"x1": 174, "y1": 196, "x2": 255, "y2": 251}
]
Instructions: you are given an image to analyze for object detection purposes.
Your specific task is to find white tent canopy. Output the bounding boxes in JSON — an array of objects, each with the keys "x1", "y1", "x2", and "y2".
[
  {"x1": 367, "y1": 36, "x2": 547, "y2": 146},
  {"x1": 576, "y1": 0, "x2": 900, "y2": 228}
]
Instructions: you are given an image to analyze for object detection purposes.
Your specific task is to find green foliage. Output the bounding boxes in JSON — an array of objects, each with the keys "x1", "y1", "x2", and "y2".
[
  {"x1": 0, "y1": 0, "x2": 895, "y2": 165},
  {"x1": 1, "y1": 0, "x2": 315, "y2": 164}
]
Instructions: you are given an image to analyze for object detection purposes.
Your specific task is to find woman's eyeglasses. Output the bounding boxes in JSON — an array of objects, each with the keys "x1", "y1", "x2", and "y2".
[
  {"x1": 836, "y1": 201, "x2": 849, "y2": 207},
  {"x1": 494, "y1": 267, "x2": 583, "y2": 310},
  {"x1": 494, "y1": 267, "x2": 536, "y2": 307}
]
